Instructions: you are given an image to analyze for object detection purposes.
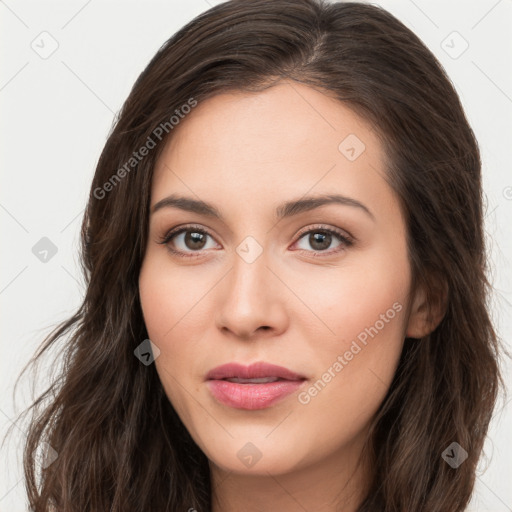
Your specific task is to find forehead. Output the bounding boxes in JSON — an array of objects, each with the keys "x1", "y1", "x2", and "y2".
[{"x1": 151, "y1": 81, "x2": 396, "y2": 222}]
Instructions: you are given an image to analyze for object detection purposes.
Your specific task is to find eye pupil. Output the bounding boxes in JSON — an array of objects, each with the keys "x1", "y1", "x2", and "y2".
[
  {"x1": 310, "y1": 231, "x2": 331, "y2": 250},
  {"x1": 185, "y1": 231, "x2": 206, "y2": 250}
]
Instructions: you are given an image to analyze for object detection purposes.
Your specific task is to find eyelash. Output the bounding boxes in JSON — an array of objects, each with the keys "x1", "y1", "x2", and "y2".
[{"x1": 157, "y1": 223, "x2": 355, "y2": 259}]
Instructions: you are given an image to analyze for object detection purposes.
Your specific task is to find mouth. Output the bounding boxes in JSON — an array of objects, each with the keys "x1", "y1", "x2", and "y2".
[
  {"x1": 220, "y1": 376, "x2": 288, "y2": 384},
  {"x1": 206, "y1": 361, "x2": 306, "y2": 381},
  {"x1": 205, "y1": 361, "x2": 307, "y2": 410}
]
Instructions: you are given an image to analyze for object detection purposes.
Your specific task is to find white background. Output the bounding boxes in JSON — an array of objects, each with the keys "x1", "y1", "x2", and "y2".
[{"x1": 1, "y1": 0, "x2": 511, "y2": 510}]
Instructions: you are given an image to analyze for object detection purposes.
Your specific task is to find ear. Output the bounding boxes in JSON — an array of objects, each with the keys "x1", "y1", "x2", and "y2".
[{"x1": 405, "y1": 276, "x2": 448, "y2": 339}]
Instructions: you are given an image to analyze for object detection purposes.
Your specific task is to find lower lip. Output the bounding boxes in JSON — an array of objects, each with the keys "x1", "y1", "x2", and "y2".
[{"x1": 206, "y1": 379, "x2": 306, "y2": 410}]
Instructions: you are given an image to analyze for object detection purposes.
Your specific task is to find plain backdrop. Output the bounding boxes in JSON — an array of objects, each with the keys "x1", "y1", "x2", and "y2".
[{"x1": 1, "y1": 0, "x2": 511, "y2": 510}]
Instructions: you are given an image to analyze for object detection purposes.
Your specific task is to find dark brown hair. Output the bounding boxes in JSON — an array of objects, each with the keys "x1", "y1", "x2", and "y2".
[{"x1": 8, "y1": 0, "x2": 505, "y2": 510}]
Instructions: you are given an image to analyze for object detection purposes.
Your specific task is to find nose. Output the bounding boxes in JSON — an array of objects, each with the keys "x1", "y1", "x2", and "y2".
[{"x1": 215, "y1": 248, "x2": 289, "y2": 340}]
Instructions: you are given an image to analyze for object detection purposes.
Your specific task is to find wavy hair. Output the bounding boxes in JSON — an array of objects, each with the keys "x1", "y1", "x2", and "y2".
[{"x1": 7, "y1": 0, "x2": 505, "y2": 510}]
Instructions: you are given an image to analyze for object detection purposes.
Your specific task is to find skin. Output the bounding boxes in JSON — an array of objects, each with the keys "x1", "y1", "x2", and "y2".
[{"x1": 138, "y1": 80, "x2": 437, "y2": 512}]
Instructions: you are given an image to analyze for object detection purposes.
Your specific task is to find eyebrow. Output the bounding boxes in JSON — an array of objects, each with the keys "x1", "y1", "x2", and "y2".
[{"x1": 151, "y1": 193, "x2": 375, "y2": 221}]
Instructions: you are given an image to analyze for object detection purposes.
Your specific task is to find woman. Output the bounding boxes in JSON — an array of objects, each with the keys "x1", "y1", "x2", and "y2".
[{"x1": 14, "y1": 0, "x2": 504, "y2": 510}]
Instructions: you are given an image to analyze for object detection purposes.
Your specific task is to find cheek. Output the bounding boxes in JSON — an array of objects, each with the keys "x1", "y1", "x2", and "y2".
[
  {"x1": 294, "y1": 310, "x2": 407, "y2": 456},
  {"x1": 138, "y1": 255, "x2": 212, "y2": 342},
  {"x1": 293, "y1": 255, "x2": 409, "y2": 440},
  {"x1": 290, "y1": 243, "x2": 410, "y2": 347},
  {"x1": 139, "y1": 260, "x2": 192, "y2": 388},
  {"x1": 139, "y1": 267, "x2": 172, "y2": 343},
  {"x1": 138, "y1": 256, "x2": 213, "y2": 399},
  {"x1": 139, "y1": 265, "x2": 191, "y2": 418},
  {"x1": 301, "y1": 272, "x2": 407, "y2": 392}
]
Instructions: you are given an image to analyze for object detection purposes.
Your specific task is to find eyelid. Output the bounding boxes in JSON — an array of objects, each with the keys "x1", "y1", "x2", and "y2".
[
  {"x1": 157, "y1": 222, "x2": 355, "y2": 258},
  {"x1": 294, "y1": 223, "x2": 355, "y2": 244}
]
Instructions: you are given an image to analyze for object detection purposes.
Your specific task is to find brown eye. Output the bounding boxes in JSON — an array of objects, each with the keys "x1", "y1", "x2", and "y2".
[
  {"x1": 293, "y1": 225, "x2": 354, "y2": 256},
  {"x1": 158, "y1": 225, "x2": 220, "y2": 258},
  {"x1": 307, "y1": 231, "x2": 332, "y2": 251},
  {"x1": 183, "y1": 230, "x2": 208, "y2": 250}
]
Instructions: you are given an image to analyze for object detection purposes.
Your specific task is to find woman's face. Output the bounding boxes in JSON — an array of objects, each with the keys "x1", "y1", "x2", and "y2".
[{"x1": 139, "y1": 81, "x2": 421, "y2": 477}]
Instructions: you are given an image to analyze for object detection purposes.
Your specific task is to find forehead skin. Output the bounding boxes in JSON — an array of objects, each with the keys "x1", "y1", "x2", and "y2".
[{"x1": 151, "y1": 80, "x2": 397, "y2": 229}]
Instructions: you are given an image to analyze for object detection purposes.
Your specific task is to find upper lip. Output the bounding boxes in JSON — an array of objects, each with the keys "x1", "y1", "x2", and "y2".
[{"x1": 206, "y1": 361, "x2": 306, "y2": 381}]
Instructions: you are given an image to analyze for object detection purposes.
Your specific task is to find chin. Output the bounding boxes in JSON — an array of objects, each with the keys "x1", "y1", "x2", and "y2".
[{"x1": 200, "y1": 434, "x2": 312, "y2": 476}]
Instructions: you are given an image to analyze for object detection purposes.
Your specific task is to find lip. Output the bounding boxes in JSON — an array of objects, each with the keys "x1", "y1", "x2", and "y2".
[
  {"x1": 206, "y1": 361, "x2": 307, "y2": 410},
  {"x1": 206, "y1": 361, "x2": 306, "y2": 381}
]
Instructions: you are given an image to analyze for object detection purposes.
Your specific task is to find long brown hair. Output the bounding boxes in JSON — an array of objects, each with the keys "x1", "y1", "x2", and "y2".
[{"x1": 8, "y1": 0, "x2": 505, "y2": 510}]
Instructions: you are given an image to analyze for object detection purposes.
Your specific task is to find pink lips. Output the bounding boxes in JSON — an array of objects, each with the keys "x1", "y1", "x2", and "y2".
[{"x1": 206, "y1": 361, "x2": 307, "y2": 410}]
